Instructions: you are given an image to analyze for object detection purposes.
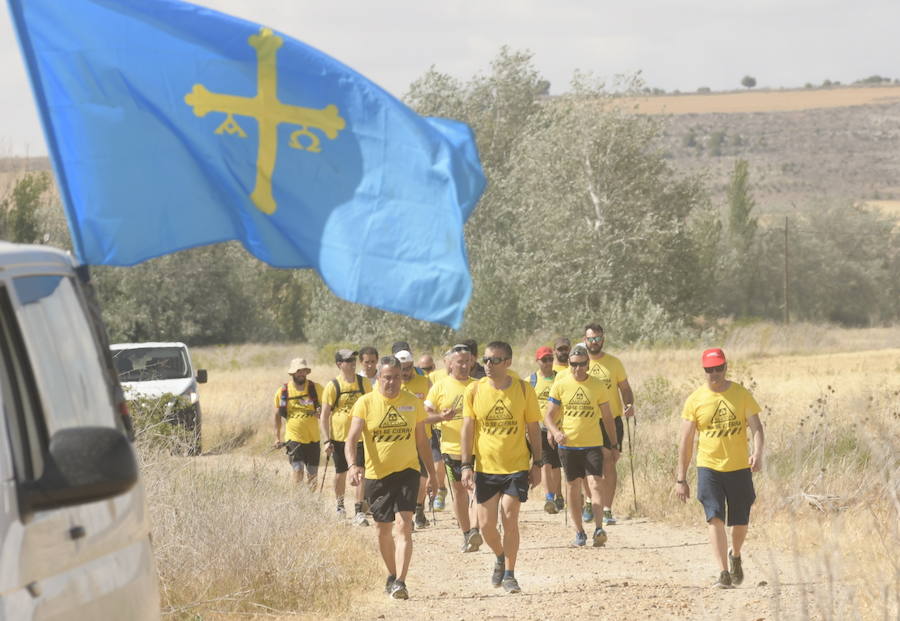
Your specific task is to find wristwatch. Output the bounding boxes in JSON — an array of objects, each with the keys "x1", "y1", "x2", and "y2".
[
  {"x1": 532, "y1": 458, "x2": 544, "y2": 467},
  {"x1": 676, "y1": 479, "x2": 687, "y2": 485}
]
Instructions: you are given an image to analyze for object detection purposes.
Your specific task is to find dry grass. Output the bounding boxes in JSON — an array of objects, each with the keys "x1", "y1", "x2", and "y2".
[
  {"x1": 617, "y1": 85, "x2": 900, "y2": 115},
  {"x1": 154, "y1": 325, "x2": 898, "y2": 619}
]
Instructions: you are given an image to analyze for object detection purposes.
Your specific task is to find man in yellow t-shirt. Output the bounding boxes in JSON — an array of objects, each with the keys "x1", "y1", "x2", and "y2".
[
  {"x1": 675, "y1": 348, "x2": 765, "y2": 589},
  {"x1": 346, "y1": 356, "x2": 436, "y2": 601},
  {"x1": 583, "y1": 322, "x2": 635, "y2": 527},
  {"x1": 461, "y1": 341, "x2": 542, "y2": 595},
  {"x1": 530, "y1": 346, "x2": 563, "y2": 515},
  {"x1": 273, "y1": 358, "x2": 323, "y2": 487},
  {"x1": 552, "y1": 337, "x2": 571, "y2": 373},
  {"x1": 425, "y1": 346, "x2": 481, "y2": 553},
  {"x1": 544, "y1": 345, "x2": 616, "y2": 548},
  {"x1": 396, "y1": 349, "x2": 436, "y2": 528},
  {"x1": 320, "y1": 349, "x2": 372, "y2": 523}
]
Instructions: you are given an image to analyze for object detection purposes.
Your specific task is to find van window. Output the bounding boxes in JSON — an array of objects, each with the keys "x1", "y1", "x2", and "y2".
[{"x1": 13, "y1": 275, "x2": 116, "y2": 434}]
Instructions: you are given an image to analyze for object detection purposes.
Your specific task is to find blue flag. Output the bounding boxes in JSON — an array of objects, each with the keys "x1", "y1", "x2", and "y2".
[{"x1": 8, "y1": 0, "x2": 485, "y2": 328}]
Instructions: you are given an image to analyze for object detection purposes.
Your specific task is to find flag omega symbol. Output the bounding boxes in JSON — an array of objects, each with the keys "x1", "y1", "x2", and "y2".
[{"x1": 184, "y1": 28, "x2": 346, "y2": 215}]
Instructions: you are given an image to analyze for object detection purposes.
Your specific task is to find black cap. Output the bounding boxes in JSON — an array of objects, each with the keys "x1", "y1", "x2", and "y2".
[{"x1": 391, "y1": 341, "x2": 411, "y2": 354}]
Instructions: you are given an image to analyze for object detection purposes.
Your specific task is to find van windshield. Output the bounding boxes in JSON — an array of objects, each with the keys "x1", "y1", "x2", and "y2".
[{"x1": 112, "y1": 347, "x2": 190, "y2": 381}]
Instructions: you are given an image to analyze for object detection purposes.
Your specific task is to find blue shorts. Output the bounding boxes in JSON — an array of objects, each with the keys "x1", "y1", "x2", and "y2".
[{"x1": 697, "y1": 467, "x2": 756, "y2": 526}]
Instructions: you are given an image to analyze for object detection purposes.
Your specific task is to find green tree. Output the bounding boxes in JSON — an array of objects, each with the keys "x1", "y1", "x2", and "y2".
[
  {"x1": 741, "y1": 75, "x2": 757, "y2": 89},
  {"x1": 1, "y1": 171, "x2": 51, "y2": 243},
  {"x1": 726, "y1": 159, "x2": 757, "y2": 249}
]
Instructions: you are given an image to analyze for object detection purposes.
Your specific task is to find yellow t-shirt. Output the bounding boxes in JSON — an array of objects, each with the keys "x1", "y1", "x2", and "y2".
[
  {"x1": 463, "y1": 376, "x2": 541, "y2": 475},
  {"x1": 552, "y1": 362, "x2": 568, "y2": 374},
  {"x1": 428, "y1": 368, "x2": 449, "y2": 384},
  {"x1": 426, "y1": 375, "x2": 472, "y2": 457},
  {"x1": 322, "y1": 375, "x2": 372, "y2": 442},
  {"x1": 402, "y1": 374, "x2": 432, "y2": 437},
  {"x1": 273, "y1": 380, "x2": 323, "y2": 443},
  {"x1": 681, "y1": 382, "x2": 761, "y2": 472},
  {"x1": 587, "y1": 353, "x2": 628, "y2": 418},
  {"x1": 528, "y1": 371, "x2": 558, "y2": 427},
  {"x1": 352, "y1": 390, "x2": 426, "y2": 479},
  {"x1": 548, "y1": 374, "x2": 611, "y2": 448}
]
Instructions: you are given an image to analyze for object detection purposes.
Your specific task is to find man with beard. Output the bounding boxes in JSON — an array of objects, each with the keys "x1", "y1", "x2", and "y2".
[
  {"x1": 552, "y1": 337, "x2": 571, "y2": 373},
  {"x1": 583, "y1": 323, "x2": 635, "y2": 527}
]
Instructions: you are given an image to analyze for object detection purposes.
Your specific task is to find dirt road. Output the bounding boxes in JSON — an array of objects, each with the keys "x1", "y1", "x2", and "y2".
[{"x1": 344, "y1": 496, "x2": 812, "y2": 621}]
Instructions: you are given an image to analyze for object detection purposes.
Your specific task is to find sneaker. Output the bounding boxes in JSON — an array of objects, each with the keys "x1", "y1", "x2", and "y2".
[
  {"x1": 491, "y1": 560, "x2": 505, "y2": 587},
  {"x1": 592, "y1": 527, "x2": 608, "y2": 547},
  {"x1": 728, "y1": 550, "x2": 744, "y2": 585},
  {"x1": 384, "y1": 575, "x2": 396, "y2": 594},
  {"x1": 462, "y1": 529, "x2": 483, "y2": 553},
  {"x1": 434, "y1": 488, "x2": 447, "y2": 511},
  {"x1": 543, "y1": 499, "x2": 559, "y2": 514},
  {"x1": 713, "y1": 570, "x2": 734, "y2": 589},
  {"x1": 554, "y1": 495, "x2": 565, "y2": 512},
  {"x1": 353, "y1": 511, "x2": 369, "y2": 526},
  {"x1": 414, "y1": 509, "x2": 429, "y2": 529},
  {"x1": 602, "y1": 509, "x2": 617, "y2": 525},
  {"x1": 389, "y1": 580, "x2": 409, "y2": 600},
  {"x1": 582, "y1": 504, "x2": 594, "y2": 523},
  {"x1": 336, "y1": 505, "x2": 346, "y2": 519},
  {"x1": 572, "y1": 531, "x2": 587, "y2": 547},
  {"x1": 501, "y1": 576, "x2": 521, "y2": 594}
]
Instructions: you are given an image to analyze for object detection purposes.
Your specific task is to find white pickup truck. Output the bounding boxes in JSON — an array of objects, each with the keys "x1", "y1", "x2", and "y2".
[{"x1": 110, "y1": 342, "x2": 207, "y2": 455}]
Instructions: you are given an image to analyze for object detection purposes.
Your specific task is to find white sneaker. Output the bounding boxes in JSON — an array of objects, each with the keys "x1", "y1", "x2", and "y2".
[
  {"x1": 353, "y1": 511, "x2": 369, "y2": 526},
  {"x1": 336, "y1": 506, "x2": 346, "y2": 519}
]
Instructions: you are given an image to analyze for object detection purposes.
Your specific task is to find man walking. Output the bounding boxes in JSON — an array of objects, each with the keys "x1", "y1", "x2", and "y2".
[
  {"x1": 346, "y1": 356, "x2": 437, "y2": 600},
  {"x1": 396, "y1": 349, "x2": 437, "y2": 527},
  {"x1": 583, "y1": 323, "x2": 635, "y2": 526},
  {"x1": 320, "y1": 349, "x2": 372, "y2": 524},
  {"x1": 675, "y1": 348, "x2": 765, "y2": 589},
  {"x1": 273, "y1": 358, "x2": 322, "y2": 487},
  {"x1": 530, "y1": 346, "x2": 563, "y2": 514},
  {"x1": 359, "y1": 346, "x2": 380, "y2": 384},
  {"x1": 461, "y1": 341, "x2": 542, "y2": 594},
  {"x1": 544, "y1": 345, "x2": 616, "y2": 547},
  {"x1": 552, "y1": 337, "x2": 571, "y2": 373},
  {"x1": 425, "y1": 346, "x2": 482, "y2": 552}
]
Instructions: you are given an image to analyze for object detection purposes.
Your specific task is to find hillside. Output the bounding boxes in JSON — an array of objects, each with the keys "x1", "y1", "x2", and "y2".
[{"x1": 624, "y1": 86, "x2": 900, "y2": 214}]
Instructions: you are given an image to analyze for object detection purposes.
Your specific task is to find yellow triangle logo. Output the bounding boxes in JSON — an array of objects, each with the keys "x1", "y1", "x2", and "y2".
[
  {"x1": 485, "y1": 399, "x2": 514, "y2": 421},
  {"x1": 711, "y1": 401, "x2": 737, "y2": 424},
  {"x1": 378, "y1": 406, "x2": 408, "y2": 429},
  {"x1": 568, "y1": 386, "x2": 592, "y2": 407}
]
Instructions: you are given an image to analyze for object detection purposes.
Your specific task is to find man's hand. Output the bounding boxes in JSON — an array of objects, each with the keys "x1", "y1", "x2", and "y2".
[
  {"x1": 529, "y1": 463, "x2": 542, "y2": 489},
  {"x1": 461, "y1": 467, "x2": 475, "y2": 492},
  {"x1": 749, "y1": 452, "x2": 763, "y2": 472},
  {"x1": 349, "y1": 464, "x2": 363, "y2": 487},
  {"x1": 426, "y1": 474, "x2": 437, "y2": 496},
  {"x1": 610, "y1": 448, "x2": 621, "y2": 464},
  {"x1": 623, "y1": 403, "x2": 635, "y2": 419},
  {"x1": 272, "y1": 440, "x2": 284, "y2": 449},
  {"x1": 674, "y1": 480, "x2": 690, "y2": 502},
  {"x1": 551, "y1": 429, "x2": 567, "y2": 446},
  {"x1": 324, "y1": 441, "x2": 334, "y2": 456},
  {"x1": 440, "y1": 407, "x2": 456, "y2": 421}
]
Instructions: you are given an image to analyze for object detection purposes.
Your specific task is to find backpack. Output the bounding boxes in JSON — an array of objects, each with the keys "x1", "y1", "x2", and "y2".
[
  {"x1": 330, "y1": 375, "x2": 366, "y2": 409},
  {"x1": 529, "y1": 369, "x2": 557, "y2": 387},
  {"x1": 280, "y1": 381, "x2": 319, "y2": 417}
]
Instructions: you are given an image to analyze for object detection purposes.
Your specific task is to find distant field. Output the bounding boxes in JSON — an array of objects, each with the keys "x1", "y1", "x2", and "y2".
[
  {"x1": 862, "y1": 199, "x2": 900, "y2": 218},
  {"x1": 622, "y1": 85, "x2": 900, "y2": 115}
]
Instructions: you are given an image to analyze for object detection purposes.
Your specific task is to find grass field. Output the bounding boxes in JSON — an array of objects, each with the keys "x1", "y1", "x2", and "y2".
[
  {"x1": 620, "y1": 85, "x2": 900, "y2": 115},
  {"x1": 139, "y1": 322, "x2": 900, "y2": 619}
]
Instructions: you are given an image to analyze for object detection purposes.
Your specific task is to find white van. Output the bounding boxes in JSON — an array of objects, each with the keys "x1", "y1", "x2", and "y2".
[
  {"x1": 0, "y1": 242, "x2": 160, "y2": 620},
  {"x1": 110, "y1": 342, "x2": 207, "y2": 455}
]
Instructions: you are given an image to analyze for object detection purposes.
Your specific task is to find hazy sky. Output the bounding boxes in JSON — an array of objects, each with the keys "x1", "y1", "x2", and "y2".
[{"x1": 2, "y1": 0, "x2": 899, "y2": 156}]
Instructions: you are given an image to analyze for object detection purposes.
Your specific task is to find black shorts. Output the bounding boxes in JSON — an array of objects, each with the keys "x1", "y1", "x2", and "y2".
[
  {"x1": 697, "y1": 467, "x2": 756, "y2": 526},
  {"x1": 558, "y1": 446, "x2": 604, "y2": 481},
  {"x1": 474, "y1": 471, "x2": 529, "y2": 504},
  {"x1": 285, "y1": 441, "x2": 320, "y2": 472},
  {"x1": 332, "y1": 441, "x2": 365, "y2": 474},
  {"x1": 442, "y1": 454, "x2": 475, "y2": 483},
  {"x1": 430, "y1": 429, "x2": 444, "y2": 463},
  {"x1": 601, "y1": 417, "x2": 625, "y2": 451},
  {"x1": 365, "y1": 468, "x2": 420, "y2": 523},
  {"x1": 540, "y1": 428, "x2": 561, "y2": 468}
]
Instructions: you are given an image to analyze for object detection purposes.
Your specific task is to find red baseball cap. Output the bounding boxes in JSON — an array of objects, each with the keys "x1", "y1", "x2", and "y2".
[
  {"x1": 535, "y1": 346, "x2": 553, "y2": 360},
  {"x1": 701, "y1": 348, "x2": 726, "y2": 368}
]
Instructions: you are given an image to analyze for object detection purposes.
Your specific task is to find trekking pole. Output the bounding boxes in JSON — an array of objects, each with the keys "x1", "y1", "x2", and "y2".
[
  {"x1": 319, "y1": 453, "x2": 331, "y2": 495},
  {"x1": 444, "y1": 462, "x2": 456, "y2": 503},
  {"x1": 626, "y1": 416, "x2": 638, "y2": 514}
]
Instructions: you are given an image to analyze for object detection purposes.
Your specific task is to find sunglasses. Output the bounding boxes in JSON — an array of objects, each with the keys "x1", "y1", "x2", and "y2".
[
  {"x1": 569, "y1": 360, "x2": 588, "y2": 368},
  {"x1": 482, "y1": 356, "x2": 509, "y2": 365},
  {"x1": 452, "y1": 345, "x2": 470, "y2": 353},
  {"x1": 539, "y1": 356, "x2": 553, "y2": 363},
  {"x1": 704, "y1": 364, "x2": 726, "y2": 373},
  {"x1": 421, "y1": 366, "x2": 435, "y2": 373},
  {"x1": 586, "y1": 336, "x2": 604, "y2": 343},
  {"x1": 338, "y1": 358, "x2": 357, "y2": 364}
]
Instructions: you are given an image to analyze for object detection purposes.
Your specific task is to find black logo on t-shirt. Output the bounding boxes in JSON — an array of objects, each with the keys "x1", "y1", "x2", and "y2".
[
  {"x1": 373, "y1": 406, "x2": 412, "y2": 442},
  {"x1": 564, "y1": 386, "x2": 595, "y2": 418},
  {"x1": 483, "y1": 399, "x2": 517, "y2": 435},
  {"x1": 450, "y1": 394, "x2": 464, "y2": 420},
  {"x1": 589, "y1": 362, "x2": 612, "y2": 389},
  {"x1": 706, "y1": 400, "x2": 742, "y2": 438}
]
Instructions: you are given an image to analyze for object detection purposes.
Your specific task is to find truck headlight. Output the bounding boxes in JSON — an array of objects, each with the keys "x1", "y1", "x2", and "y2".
[{"x1": 189, "y1": 391, "x2": 199, "y2": 405}]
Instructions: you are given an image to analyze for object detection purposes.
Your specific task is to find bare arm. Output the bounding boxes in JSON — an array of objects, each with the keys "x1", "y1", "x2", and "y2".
[
  {"x1": 619, "y1": 379, "x2": 635, "y2": 418},
  {"x1": 273, "y1": 409, "x2": 284, "y2": 447},
  {"x1": 460, "y1": 417, "x2": 475, "y2": 490},
  {"x1": 544, "y1": 401, "x2": 565, "y2": 445},
  {"x1": 345, "y1": 417, "x2": 364, "y2": 486},
  {"x1": 747, "y1": 414, "x2": 765, "y2": 472},
  {"x1": 674, "y1": 419, "x2": 696, "y2": 502},
  {"x1": 319, "y1": 401, "x2": 334, "y2": 454},
  {"x1": 599, "y1": 402, "x2": 618, "y2": 447},
  {"x1": 526, "y1": 420, "x2": 543, "y2": 488},
  {"x1": 416, "y1": 421, "x2": 437, "y2": 482}
]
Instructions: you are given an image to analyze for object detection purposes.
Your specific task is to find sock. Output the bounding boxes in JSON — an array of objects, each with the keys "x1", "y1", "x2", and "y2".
[
  {"x1": 336, "y1": 497, "x2": 344, "y2": 510},
  {"x1": 495, "y1": 553, "x2": 505, "y2": 565},
  {"x1": 503, "y1": 570, "x2": 515, "y2": 579},
  {"x1": 546, "y1": 493, "x2": 554, "y2": 501},
  {"x1": 415, "y1": 503, "x2": 424, "y2": 511},
  {"x1": 354, "y1": 502, "x2": 363, "y2": 514}
]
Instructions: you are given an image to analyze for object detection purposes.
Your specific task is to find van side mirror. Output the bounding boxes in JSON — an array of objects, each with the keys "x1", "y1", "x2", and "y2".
[
  {"x1": 20, "y1": 427, "x2": 138, "y2": 516},
  {"x1": 196, "y1": 369, "x2": 207, "y2": 384}
]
